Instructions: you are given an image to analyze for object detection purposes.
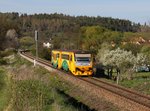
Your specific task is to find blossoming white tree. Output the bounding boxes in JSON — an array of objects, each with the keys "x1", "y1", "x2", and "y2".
[{"x1": 96, "y1": 48, "x2": 147, "y2": 84}]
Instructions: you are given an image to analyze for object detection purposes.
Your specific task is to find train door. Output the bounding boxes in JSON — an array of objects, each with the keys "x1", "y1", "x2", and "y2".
[
  {"x1": 69, "y1": 53, "x2": 75, "y2": 74},
  {"x1": 52, "y1": 52, "x2": 58, "y2": 68},
  {"x1": 69, "y1": 53, "x2": 72, "y2": 65},
  {"x1": 58, "y1": 51, "x2": 62, "y2": 69}
]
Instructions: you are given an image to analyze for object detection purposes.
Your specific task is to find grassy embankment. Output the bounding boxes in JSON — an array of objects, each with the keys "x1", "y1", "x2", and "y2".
[
  {"x1": 0, "y1": 49, "x2": 15, "y2": 111},
  {"x1": 0, "y1": 52, "x2": 92, "y2": 111},
  {"x1": 0, "y1": 68, "x2": 10, "y2": 111},
  {"x1": 102, "y1": 70, "x2": 150, "y2": 95},
  {"x1": 120, "y1": 72, "x2": 150, "y2": 95}
]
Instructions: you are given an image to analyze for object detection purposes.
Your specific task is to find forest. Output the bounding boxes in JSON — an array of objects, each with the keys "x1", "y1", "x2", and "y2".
[{"x1": 0, "y1": 12, "x2": 142, "y2": 50}]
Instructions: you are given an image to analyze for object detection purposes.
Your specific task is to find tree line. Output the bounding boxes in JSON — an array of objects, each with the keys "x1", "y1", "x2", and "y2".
[{"x1": 0, "y1": 12, "x2": 142, "y2": 50}]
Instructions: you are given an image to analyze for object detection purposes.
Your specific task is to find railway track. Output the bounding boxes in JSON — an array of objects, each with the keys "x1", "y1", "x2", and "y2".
[
  {"x1": 81, "y1": 77, "x2": 150, "y2": 109},
  {"x1": 20, "y1": 52, "x2": 150, "y2": 110}
]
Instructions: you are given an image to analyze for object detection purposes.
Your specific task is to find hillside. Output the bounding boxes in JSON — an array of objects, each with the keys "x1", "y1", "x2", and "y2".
[{"x1": 0, "y1": 12, "x2": 150, "y2": 59}]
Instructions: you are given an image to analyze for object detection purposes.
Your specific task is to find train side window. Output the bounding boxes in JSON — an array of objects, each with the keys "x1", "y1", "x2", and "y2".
[
  {"x1": 57, "y1": 54, "x2": 59, "y2": 58},
  {"x1": 70, "y1": 55, "x2": 72, "y2": 61},
  {"x1": 62, "y1": 54, "x2": 69, "y2": 60},
  {"x1": 53, "y1": 54, "x2": 56, "y2": 60}
]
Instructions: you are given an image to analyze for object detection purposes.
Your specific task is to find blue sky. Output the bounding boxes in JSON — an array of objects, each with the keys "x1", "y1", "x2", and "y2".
[{"x1": 0, "y1": 0, "x2": 150, "y2": 24}]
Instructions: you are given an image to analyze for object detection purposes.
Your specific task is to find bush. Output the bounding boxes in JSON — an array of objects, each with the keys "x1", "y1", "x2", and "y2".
[
  {"x1": 19, "y1": 36, "x2": 34, "y2": 49},
  {"x1": 40, "y1": 48, "x2": 51, "y2": 60},
  {"x1": 0, "y1": 49, "x2": 16, "y2": 58},
  {"x1": 0, "y1": 59, "x2": 7, "y2": 65}
]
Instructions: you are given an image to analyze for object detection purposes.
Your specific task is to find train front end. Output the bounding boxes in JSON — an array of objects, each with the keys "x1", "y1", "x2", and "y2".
[{"x1": 74, "y1": 53, "x2": 93, "y2": 76}]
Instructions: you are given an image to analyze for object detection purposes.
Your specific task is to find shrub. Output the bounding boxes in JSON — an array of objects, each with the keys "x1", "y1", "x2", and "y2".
[
  {"x1": 40, "y1": 48, "x2": 51, "y2": 60},
  {"x1": 0, "y1": 59, "x2": 7, "y2": 65},
  {"x1": 19, "y1": 36, "x2": 34, "y2": 49},
  {"x1": 0, "y1": 49, "x2": 16, "y2": 57}
]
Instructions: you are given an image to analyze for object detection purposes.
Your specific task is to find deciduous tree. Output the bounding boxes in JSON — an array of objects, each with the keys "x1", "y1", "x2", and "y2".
[{"x1": 96, "y1": 48, "x2": 136, "y2": 84}]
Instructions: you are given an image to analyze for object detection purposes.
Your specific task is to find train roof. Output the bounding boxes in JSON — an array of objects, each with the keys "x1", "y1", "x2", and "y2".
[{"x1": 52, "y1": 49, "x2": 92, "y2": 54}]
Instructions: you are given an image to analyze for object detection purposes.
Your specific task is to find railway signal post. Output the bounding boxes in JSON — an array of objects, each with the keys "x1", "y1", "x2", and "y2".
[{"x1": 35, "y1": 30, "x2": 38, "y2": 66}]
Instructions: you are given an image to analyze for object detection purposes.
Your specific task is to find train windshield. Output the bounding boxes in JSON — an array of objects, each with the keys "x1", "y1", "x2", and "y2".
[
  {"x1": 76, "y1": 57, "x2": 90, "y2": 62},
  {"x1": 75, "y1": 54, "x2": 91, "y2": 62}
]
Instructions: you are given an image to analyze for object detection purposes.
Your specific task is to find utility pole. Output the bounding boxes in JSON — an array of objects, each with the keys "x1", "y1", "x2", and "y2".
[{"x1": 34, "y1": 30, "x2": 38, "y2": 66}]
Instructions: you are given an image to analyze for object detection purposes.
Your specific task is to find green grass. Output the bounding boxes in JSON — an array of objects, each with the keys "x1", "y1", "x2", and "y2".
[
  {"x1": 120, "y1": 72, "x2": 150, "y2": 95},
  {"x1": 11, "y1": 55, "x2": 32, "y2": 67},
  {"x1": 132, "y1": 72, "x2": 150, "y2": 79},
  {"x1": 0, "y1": 88, "x2": 10, "y2": 111},
  {"x1": 102, "y1": 71, "x2": 150, "y2": 95},
  {"x1": 10, "y1": 71, "x2": 84, "y2": 111},
  {"x1": 0, "y1": 68, "x2": 11, "y2": 111}
]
